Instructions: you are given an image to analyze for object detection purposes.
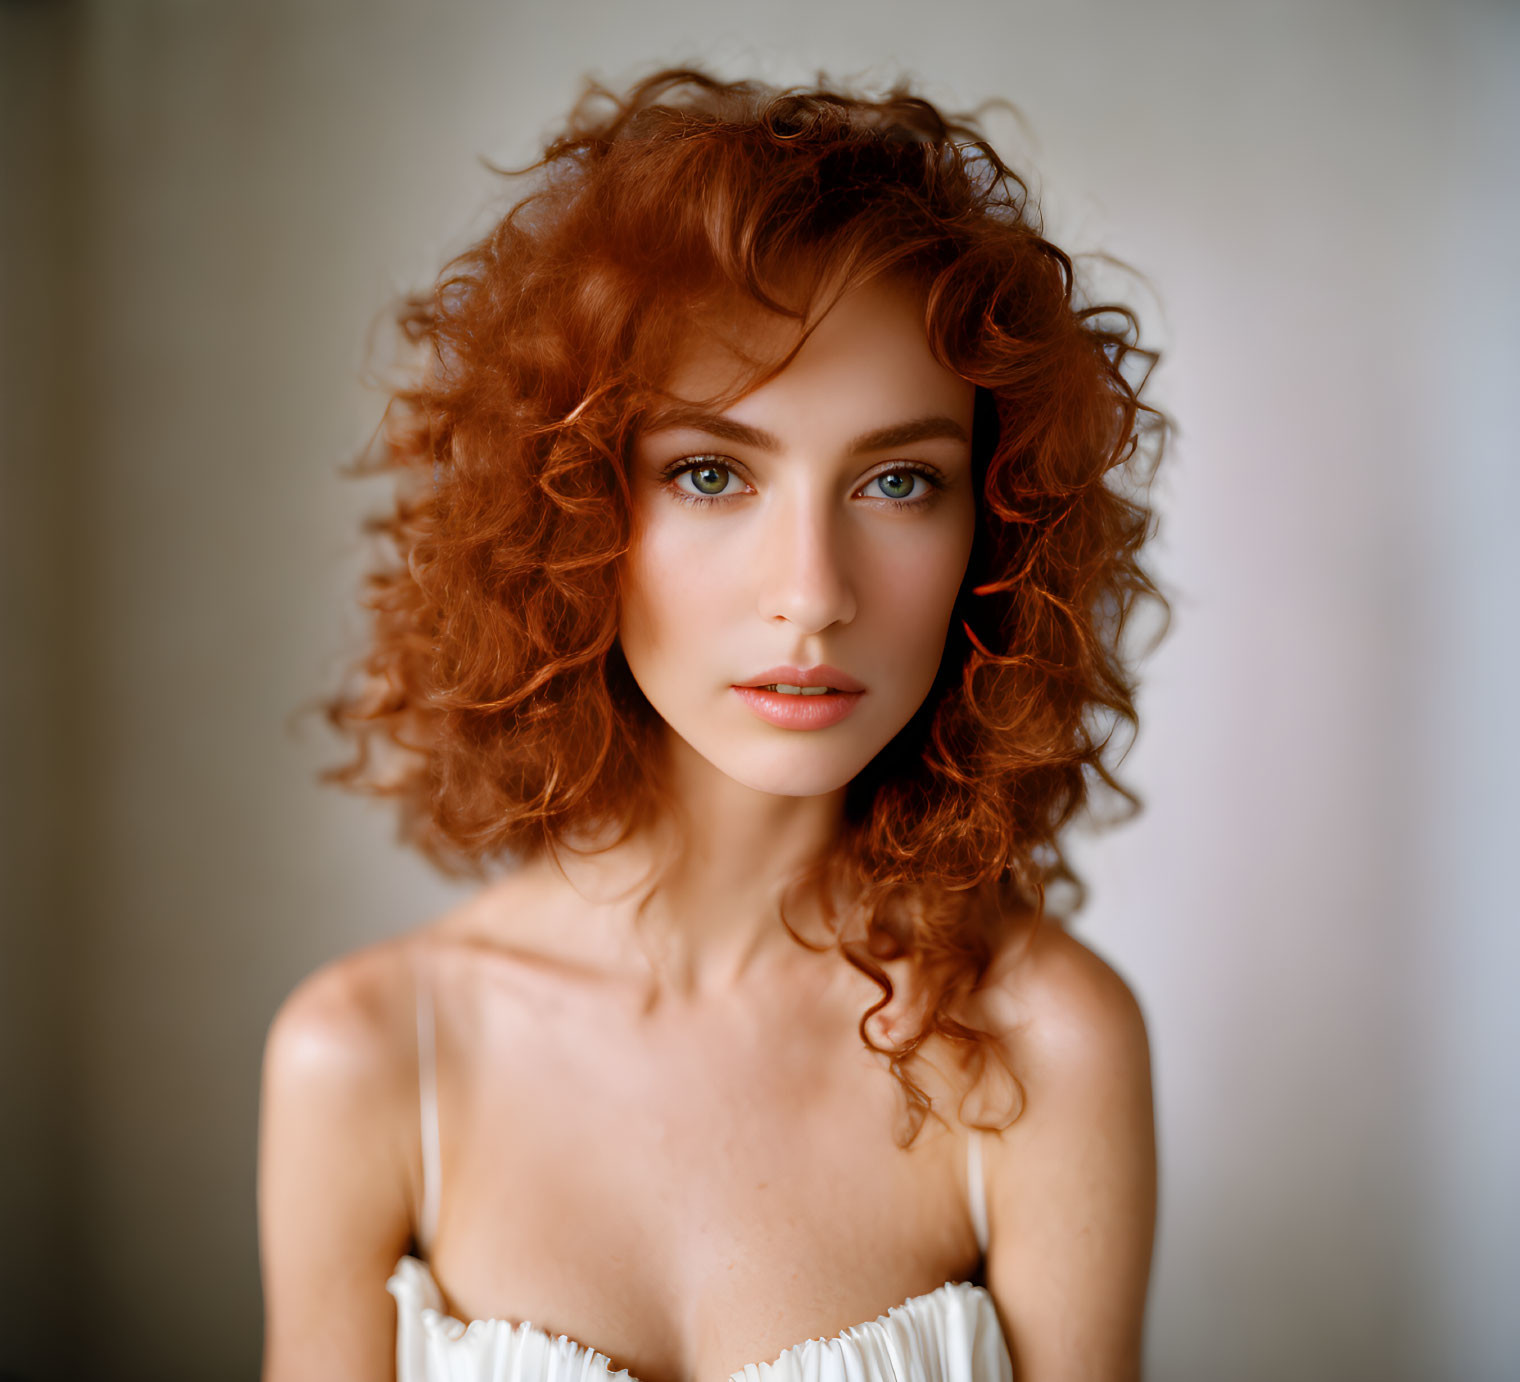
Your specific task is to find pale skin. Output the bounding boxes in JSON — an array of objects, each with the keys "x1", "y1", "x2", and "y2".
[{"x1": 258, "y1": 276, "x2": 1157, "y2": 1381}]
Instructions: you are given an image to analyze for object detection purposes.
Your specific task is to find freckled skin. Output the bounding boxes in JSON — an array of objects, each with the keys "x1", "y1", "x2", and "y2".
[{"x1": 619, "y1": 277, "x2": 978, "y2": 799}]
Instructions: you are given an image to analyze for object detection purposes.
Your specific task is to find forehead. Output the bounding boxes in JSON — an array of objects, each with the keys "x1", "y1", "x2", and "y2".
[{"x1": 655, "y1": 274, "x2": 944, "y2": 408}]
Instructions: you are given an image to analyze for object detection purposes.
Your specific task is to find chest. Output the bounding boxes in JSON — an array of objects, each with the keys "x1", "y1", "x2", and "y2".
[{"x1": 419, "y1": 965, "x2": 982, "y2": 1382}]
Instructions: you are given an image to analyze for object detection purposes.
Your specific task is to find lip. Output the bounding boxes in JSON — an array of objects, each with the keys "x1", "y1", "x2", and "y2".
[
  {"x1": 732, "y1": 685, "x2": 864, "y2": 730},
  {"x1": 734, "y1": 664, "x2": 867, "y2": 693},
  {"x1": 730, "y1": 664, "x2": 867, "y2": 731}
]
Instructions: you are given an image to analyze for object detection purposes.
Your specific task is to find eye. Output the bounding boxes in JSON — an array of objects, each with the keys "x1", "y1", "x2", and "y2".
[
  {"x1": 676, "y1": 460, "x2": 736, "y2": 497},
  {"x1": 661, "y1": 456, "x2": 751, "y2": 506},
  {"x1": 866, "y1": 469, "x2": 927, "y2": 501},
  {"x1": 859, "y1": 465, "x2": 943, "y2": 505},
  {"x1": 658, "y1": 456, "x2": 945, "y2": 508}
]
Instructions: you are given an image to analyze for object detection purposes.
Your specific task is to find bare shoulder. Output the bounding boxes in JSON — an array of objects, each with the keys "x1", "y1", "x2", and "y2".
[
  {"x1": 265, "y1": 935, "x2": 418, "y2": 1090},
  {"x1": 976, "y1": 917, "x2": 1151, "y2": 1111},
  {"x1": 971, "y1": 918, "x2": 1157, "y2": 1382},
  {"x1": 258, "y1": 932, "x2": 431, "y2": 1381},
  {"x1": 264, "y1": 861, "x2": 568, "y2": 1095}
]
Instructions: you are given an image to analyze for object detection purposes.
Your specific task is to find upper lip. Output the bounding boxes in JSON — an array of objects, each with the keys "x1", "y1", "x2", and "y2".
[{"x1": 735, "y1": 664, "x2": 866, "y2": 693}]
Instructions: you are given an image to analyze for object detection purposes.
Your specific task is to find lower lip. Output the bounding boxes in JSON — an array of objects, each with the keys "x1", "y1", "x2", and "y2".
[{"x1": 731, "y1": 686, "x2": 865, "y2": 729}]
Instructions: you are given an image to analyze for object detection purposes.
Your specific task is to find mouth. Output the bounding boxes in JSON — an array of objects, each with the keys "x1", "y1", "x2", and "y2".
[
  {"x1": 731, "y1": 665, "x2": 866, "y2": 730},
  {"x1": 750, "y1": 683, "x2": 841, "y2": 696},
  {"x1": 734, "y1": 664, "x2": 867, "y2": 694}
]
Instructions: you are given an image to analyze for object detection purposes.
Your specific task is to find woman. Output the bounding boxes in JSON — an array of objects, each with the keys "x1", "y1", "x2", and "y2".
[{"x1": 258, "y1": 67, "x2": 1165, "y2": 1382}]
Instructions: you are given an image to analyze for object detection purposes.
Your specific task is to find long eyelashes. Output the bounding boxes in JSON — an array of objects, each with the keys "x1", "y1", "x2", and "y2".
[{"x1": 658, "y1": 455, "x2": 947, "y2": 508}]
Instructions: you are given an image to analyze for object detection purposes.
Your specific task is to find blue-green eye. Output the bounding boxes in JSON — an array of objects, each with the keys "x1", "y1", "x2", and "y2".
[
  {"x1": 683, "y1": 463, "x2": 732, "y2": 496},
  {"x1": 870, "y1": 470, "x2": 921, "y2": 500},
  {"x1": 661, "y1": 456, "x2": 942, "y2": 508}
]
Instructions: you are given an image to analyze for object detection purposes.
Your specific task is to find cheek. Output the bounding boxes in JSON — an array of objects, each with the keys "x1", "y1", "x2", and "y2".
[
  {"x1": 617, "y1": 542, "x2": 664, "y2": 669},
  {"x1": 859, "y1": 522, "x2": 973, "y2": 655},
  {"x1": 617, "y1": 514, "x2": 735, "y2": 669}
]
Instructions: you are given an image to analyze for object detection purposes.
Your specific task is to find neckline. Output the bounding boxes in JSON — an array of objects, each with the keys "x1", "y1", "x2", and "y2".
[{"x1": 390, "y1": 1253, "x2": 994, "y2": 1382}]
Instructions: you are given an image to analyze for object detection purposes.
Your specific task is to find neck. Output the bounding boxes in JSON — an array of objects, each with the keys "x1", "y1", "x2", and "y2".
[{"x1": 549, "y1": 729, "x2": 853, "y2": 1002}]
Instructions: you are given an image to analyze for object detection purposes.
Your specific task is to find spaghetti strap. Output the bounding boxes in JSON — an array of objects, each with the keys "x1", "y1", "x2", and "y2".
[
  {"x1": 967, "y1": 1127, "x2": 990, "y2": 1259},
  {"x1": 415, "y1": 961, "x2": 441, "y2": 1259}
]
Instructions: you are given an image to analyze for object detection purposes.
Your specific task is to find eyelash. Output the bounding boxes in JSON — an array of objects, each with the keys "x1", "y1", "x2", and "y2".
[{"x1": 658, "y1": 456, "x2": 947, "y2": 509}]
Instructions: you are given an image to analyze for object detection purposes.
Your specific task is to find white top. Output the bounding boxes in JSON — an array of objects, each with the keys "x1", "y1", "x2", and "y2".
[{"x1": 388, "y1": 969, "x2": 1011, "y2": 1382}]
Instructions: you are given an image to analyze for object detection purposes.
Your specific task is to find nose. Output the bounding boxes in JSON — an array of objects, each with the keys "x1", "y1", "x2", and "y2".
[{"x1": 754, "y1": 488, "x2": 858, "y2": 632}]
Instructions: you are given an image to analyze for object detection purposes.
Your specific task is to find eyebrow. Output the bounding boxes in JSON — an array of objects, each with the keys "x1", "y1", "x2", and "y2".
[{"x1": 644, "y1": 407, "x2": 970, "y2": 455}]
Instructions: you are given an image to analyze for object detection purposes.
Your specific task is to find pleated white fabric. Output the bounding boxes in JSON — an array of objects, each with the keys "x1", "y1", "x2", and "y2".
[{"x1": 386, "y1": 1254, "x2": 1012, "y2": 1382}]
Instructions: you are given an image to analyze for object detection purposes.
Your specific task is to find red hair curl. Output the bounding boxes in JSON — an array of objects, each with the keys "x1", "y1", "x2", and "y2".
[{"x1": 322, "y1": 67, "x2": 1169, "y2": 1143}]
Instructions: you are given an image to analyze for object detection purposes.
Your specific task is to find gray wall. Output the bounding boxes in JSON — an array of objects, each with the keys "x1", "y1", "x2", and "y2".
[{"x1": 2, "y1": 2, "x2": 1516, "y2": 1379}]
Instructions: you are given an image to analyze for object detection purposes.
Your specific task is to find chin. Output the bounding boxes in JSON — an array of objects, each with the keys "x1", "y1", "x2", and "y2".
[
  {"x1": 682, "y1": 734, "x2": 873, "y2": 799},
  {"x1": 732, "y1": 755, "x2": 864, "y2": 799}
]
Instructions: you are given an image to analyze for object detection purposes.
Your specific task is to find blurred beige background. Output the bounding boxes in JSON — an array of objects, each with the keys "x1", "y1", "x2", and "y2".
[{"x1": 2, "y1": 1, "x2": 1516, "y2": 1379}]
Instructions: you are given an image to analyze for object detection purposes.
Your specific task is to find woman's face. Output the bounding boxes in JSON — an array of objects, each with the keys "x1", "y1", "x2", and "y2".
[{"x1": 619, "y1": 275, "x2": 977, "y2": 799}]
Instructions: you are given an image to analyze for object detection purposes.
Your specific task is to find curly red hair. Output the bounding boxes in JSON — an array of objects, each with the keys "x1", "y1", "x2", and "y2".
[{"x1": 323, "y1": 67, "x2": 1168, "y2": 1142}]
